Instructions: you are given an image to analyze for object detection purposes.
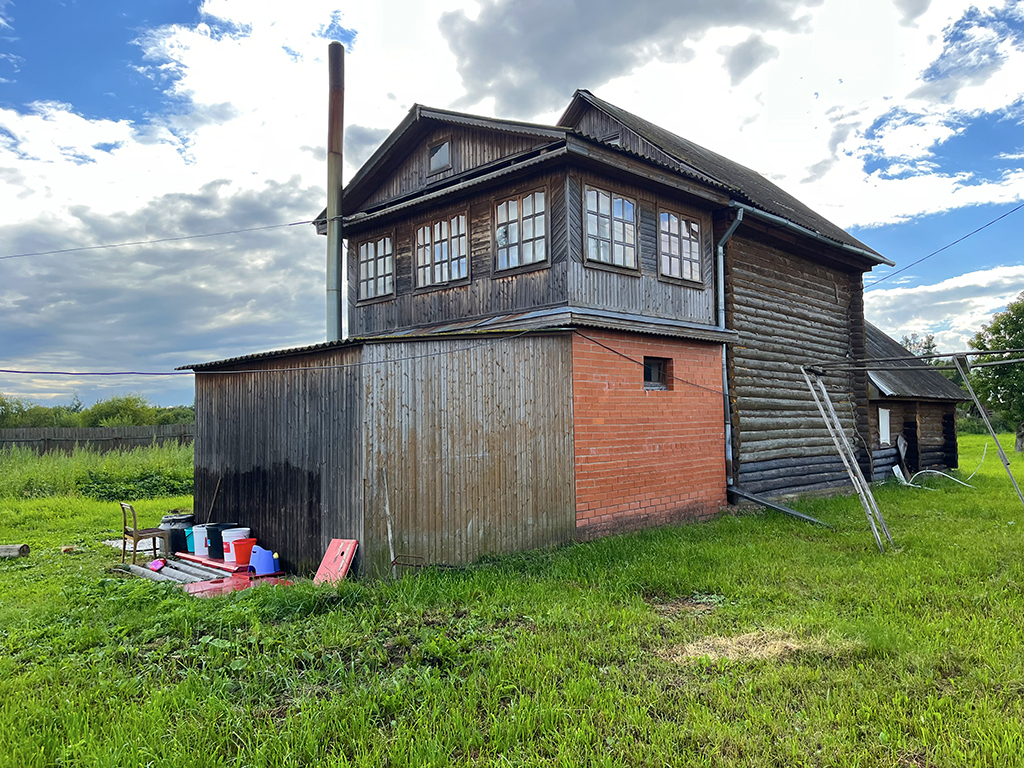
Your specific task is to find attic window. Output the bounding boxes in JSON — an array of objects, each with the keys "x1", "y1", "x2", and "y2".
[{"x1": 428, "y1": 141, "x2": 450, "y2": 173}]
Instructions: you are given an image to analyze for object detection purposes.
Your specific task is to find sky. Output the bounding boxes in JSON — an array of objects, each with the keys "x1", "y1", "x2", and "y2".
[{"x1": 1, "y1": 0, "x2": 1022, "y2": 407}]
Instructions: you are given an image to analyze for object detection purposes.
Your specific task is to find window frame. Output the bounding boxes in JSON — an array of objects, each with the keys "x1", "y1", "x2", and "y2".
[
  {"x1": 657, "y1": 207, "x2": 704, "y2": 285},
  {"x1": 583, "y1": 184, "x2": 639, "y2": 272},
  {"x1": 356, "y1": 232, "x2": 396, "y2": 303},
  {"x1": 494, "y1": 187, "x2": 549, "y2": 274},
  {"x1": 427, "y1": 138, "x2": 452, "y2": 175},
  {"x1": 878, "y1": 407, "x2": 891, "y2": 446},
  {"x1": 413, "y1": 210, "x2": 470, "y2": 291},
  {"x1": 643, "y1": 357, "x2": 672, "y2": 391}
]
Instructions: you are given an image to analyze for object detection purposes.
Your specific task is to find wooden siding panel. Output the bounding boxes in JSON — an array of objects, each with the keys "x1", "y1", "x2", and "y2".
[
  {"x1": 359, "y1": 335, "x2": 576, "y2": 576},
  {"x1": 365, "y1": 125, "x2": 549, "y2": 208},
  {"x1": 729, "y1": 234, "x2": 862, "y2": 496},
  {"x1": 350, "y1": 170, "x2": 570, "y2": 337},
  {"x1": 567, "y1": 170, "x2": 715, "y2": 326},
  {"x1": 193, "y1": 348, "x2": 363, "y2": 575}
]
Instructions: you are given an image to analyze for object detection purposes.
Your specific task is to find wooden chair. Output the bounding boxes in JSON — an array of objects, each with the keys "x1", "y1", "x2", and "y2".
[{"x1": 120, "y1": 502, "x2": 169, "y2": 565}]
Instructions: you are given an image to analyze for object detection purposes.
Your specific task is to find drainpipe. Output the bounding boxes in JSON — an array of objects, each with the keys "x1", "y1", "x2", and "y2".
[
  {"x1": 716, "y1": 209, "x2": 743, "y2": 486},
  {"x1": 326, "y1": 42, "x2": 346, "y2": 342}
]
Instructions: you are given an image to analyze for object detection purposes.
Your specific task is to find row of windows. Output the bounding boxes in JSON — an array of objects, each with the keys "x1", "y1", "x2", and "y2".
[{"x1": 356, "y1": 185, "x2": 704, "y2": 300}]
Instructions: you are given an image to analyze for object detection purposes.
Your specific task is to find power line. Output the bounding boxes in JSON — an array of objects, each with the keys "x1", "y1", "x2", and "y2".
[
  {"x1": 0, "y1": 220, "x2": 317, "y2": 261},
  {"x1": 865, "y1": 201, "x2": 1024, "y2": 288}
]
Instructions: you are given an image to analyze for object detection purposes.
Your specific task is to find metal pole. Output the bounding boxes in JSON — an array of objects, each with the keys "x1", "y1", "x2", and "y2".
[
  {"x1": 326, "y1": 42, "x2": 345, "y2": 342},
  {"x1": 953, "y1": 356, "x2": 1024, "y2": 509}
]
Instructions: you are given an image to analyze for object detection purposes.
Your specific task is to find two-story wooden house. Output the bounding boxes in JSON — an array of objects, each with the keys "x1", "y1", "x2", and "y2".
[{"x1": 183, "y1": 90, "x2": 893, "y2": 575}]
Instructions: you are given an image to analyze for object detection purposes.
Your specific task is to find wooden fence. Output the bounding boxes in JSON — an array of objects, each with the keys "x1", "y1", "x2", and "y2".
[{"x1": 0, "y1": 424, "x2": 194, "y2": 454}]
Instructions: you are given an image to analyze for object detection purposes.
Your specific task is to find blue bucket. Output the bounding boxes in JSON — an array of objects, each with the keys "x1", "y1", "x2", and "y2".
[{"x1": 185, "y1": 527, "x2": 195, "y2": 553}]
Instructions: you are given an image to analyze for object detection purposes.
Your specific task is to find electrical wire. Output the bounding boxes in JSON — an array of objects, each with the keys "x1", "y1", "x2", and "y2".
[
  {"x1": 0, "y1": 220, "x2": 317, "y2": 261},
  {"x1": 865, "y1": 201, "x2": 1024, "y2": 288}
]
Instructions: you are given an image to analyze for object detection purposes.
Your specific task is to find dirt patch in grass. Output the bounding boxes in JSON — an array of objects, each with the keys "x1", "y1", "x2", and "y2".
[
  {"x1": 649, "y1": 595, "x2": 722, "y2": 617},
  {"x1": 659, "y1": 630, "x2": 837, "y2": 663}
]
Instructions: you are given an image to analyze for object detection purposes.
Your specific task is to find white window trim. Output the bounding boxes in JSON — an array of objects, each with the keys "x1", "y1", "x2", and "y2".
[
  {"x1": 879, "y1": 407, "x2": 891, "y2": 446},
  {"x1": 495, "y1": 189, "x2": 548, "y2": 271},
  {"x1": 357, "y1": 235, "x2": 395, "y2": 301},
  {"x1": 658, "y1": 208, "x2": 702, "y2": 283},
  {"x1": 584, "y1": 185, "x2": 638, "y2": 270},
  {"x1": 415, "y1": 213, "x2": 468, "y2": 288}
]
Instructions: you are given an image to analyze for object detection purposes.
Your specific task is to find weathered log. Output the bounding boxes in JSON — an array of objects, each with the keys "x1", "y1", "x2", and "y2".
[{"x1": 0, "y1": 544, "x2": 29, "y2": 558}]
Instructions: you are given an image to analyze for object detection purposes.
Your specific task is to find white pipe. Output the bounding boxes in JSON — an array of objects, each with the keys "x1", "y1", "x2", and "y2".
[{"x1": 716, "y1": 209, "x2": 743, "y2": 485}]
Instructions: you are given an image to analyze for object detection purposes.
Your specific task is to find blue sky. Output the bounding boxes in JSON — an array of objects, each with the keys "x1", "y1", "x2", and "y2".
[{"x1": 1, "y1": 0, "x2": 1023, "y2": 407}]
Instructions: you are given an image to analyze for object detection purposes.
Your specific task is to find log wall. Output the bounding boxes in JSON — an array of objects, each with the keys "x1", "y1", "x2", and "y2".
[
  {"x1": 727, "y1": 232, "x2": 863, "y2": 496},
  {"x1": 869, "y1": 399, "x2": 958, "y2": 478}
]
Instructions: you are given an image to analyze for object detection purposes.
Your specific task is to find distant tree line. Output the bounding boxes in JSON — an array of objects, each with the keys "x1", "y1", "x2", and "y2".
[{"x1": 0, "y1": 392, "x2": 194, "y2": 429}]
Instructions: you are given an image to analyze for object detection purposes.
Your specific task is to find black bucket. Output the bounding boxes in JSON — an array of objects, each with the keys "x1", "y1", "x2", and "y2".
[
  {"x1": 205, "y1": 523, "x2": 238, "y2": 561},
  {"x1": 160, "y1": 513, "x2": 195, "y2": 555}
]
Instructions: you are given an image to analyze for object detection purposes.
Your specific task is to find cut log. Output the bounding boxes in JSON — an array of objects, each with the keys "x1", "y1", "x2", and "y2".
[{"x1": 0, "y1": 544, "x2": 30, "y2": 558}]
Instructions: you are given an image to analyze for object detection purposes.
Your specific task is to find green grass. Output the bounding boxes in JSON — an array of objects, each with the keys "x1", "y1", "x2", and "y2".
[
  {"x1": 0, "y1": 443, "x2": 193, "y2": 500},
  {"x1": 1, "y1": 435, "x2": 1022, "y2": 766}
]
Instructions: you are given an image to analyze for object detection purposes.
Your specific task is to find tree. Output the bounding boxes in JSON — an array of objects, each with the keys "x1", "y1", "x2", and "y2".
[
  {"x1": 900, "y1": 332, "x2": 938, "y2": 358},
  {"x1": 968, "y1": 291, "x2": 1024, "y2": 451},
  {"x1": 79, "y1": 394, "x2": 156, "y2": 428}
]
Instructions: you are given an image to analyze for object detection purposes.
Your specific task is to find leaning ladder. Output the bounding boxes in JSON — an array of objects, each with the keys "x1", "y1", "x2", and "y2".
[{"x1": 801, "y1": 367, "x2": 894, "y2": 553}]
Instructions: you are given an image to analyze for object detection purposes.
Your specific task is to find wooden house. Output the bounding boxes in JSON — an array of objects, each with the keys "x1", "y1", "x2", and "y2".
[
  {"x1": 865, "y1": 323, "x2": 968, "y2": 480},
  {"x1": 182, "y1": 90, "x2": 894, "y2": 576}
]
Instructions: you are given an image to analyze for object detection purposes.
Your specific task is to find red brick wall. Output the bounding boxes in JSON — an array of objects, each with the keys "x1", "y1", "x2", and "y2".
[{"x1": 572, "y1": 329, "x2": 727, "y2": 538}]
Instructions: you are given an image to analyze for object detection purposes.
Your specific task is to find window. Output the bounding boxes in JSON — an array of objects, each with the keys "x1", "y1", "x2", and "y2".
[
  {"x1": 659, "y1": 211, "x2": 702, "y2": 282},
  {"x1": 585, "y1": 186, "x2": 636, "y2": 268},
  {"x1": 416, "y1": 214, "x2": 468, "y2": 287},
  {"x1": 878, "y1": 407, "x2": 891, "y2": 446},
  {"x1": 496, "y1": 190, "x2": 546, "y2": 270},
  {"x1": 358, "y1": 236, "x2": 394, "y2": 300},
  {"x1": 643, "y1": 357, "x2": 670, "y2": 390},
  {"x1": 428, "y1": 141, "x2": 450, "y2": 173}
]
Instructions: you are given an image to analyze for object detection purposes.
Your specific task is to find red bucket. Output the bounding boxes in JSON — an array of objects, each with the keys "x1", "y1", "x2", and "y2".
[{"x1": 230, "y1": 538, "x2": 258, "y2": 566}]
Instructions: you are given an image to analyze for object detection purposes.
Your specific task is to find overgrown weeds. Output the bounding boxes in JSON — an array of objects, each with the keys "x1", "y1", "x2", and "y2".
[
  {"x1": 0, "y1": 443, "x2": 193, "y2": 499},
  {"x1": 0, "y1": 435, "x2": 1022, "y2": 766}
]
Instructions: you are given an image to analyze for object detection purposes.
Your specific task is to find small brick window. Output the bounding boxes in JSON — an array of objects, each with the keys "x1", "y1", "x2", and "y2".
[{"x1": 643, "y1": 357, "x2": 670, "y2": 390}]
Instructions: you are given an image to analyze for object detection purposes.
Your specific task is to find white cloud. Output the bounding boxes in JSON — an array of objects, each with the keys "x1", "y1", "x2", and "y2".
[{"x1": 866, "y1": 265, "x2": 1024, "y2": 350}]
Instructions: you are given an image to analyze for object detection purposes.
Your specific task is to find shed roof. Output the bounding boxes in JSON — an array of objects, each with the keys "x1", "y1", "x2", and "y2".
[{"x1": 865, "y1": 322, "x2": 968, "y2": 401}]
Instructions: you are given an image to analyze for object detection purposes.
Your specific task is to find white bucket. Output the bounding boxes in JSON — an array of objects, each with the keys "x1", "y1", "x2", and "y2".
[
  {"x1": 221, "y1": 527, "x2": 251, "y2": 563},
  {"x1": 193, "y1": 525, "x2": 210, "y2": 557}
]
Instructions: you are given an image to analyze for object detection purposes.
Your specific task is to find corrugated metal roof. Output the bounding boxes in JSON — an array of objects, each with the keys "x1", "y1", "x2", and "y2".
[
  {"x1": 866, "y1": 322, "x2": 968, "y2": 401},
  {"x1": 559, "y1": 90, "x2": 883, "y2": 259},
  {"x1": 180, "y1": 311, "x2": 734, "y2": 371}
]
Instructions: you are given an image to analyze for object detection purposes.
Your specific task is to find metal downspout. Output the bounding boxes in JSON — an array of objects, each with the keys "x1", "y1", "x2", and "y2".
[{"x1": 717, "y1": 209, "x2": 743, "y2": 486}]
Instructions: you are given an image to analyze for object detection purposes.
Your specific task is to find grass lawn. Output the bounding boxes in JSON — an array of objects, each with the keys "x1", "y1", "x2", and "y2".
[{"x1": 1, "y1": 435, "x2": 1022, "y2": 767}]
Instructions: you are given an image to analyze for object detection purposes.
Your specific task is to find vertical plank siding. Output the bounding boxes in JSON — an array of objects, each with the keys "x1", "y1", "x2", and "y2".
[
  {"x1": 728, "y1": 234, "x2": 861, "y2": 496},
  {"x1": 349, "y1": 170, "x2": 570, "y2": 337},
  {"x1": 565, "y1": 169, "x2": 716, "y2": 326},
  {"x1": 193, "y1": 335, "x2": 575, "y2": 578},
  {"x1": 0, "y1": 424, "x2": 193, "y2": 454},
  {"x1": 364, "y1": 125, "x2": 549, "y2": 208},
  {"x1": 360, "y1": 334, "x2": 576, "y2": 576},
  {"x1": 194, "y1": 348, "x2": 363, "y2": 575}
]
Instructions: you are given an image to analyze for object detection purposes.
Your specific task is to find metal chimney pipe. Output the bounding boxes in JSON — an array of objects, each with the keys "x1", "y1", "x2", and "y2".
[{"x1": 326, "y1": 42, "x2": 345, "y2": 341}]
